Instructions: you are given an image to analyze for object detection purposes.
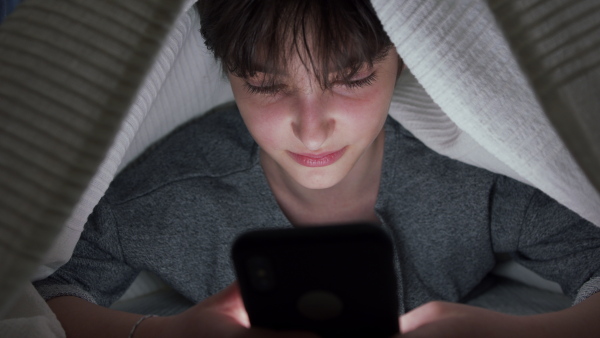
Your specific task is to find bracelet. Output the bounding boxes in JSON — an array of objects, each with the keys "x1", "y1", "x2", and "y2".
[{"x1": 128, "y1": 314, "x2": 158, "y2": 338}]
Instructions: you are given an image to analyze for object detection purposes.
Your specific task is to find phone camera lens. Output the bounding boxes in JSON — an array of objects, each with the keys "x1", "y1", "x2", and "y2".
[{"x1": 247, "y1": 256, "x2": 275, "y2": 292}]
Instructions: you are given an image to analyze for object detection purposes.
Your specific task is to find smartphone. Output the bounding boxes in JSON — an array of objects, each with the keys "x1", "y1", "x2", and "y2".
[{"x1": 231, "y1": 223, "x2": 399, "y2": 337}]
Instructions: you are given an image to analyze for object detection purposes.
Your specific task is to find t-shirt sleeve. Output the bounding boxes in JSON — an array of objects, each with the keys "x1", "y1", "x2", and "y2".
[
  {"x1": 33, "y1": 197, "x2": 139, "y2": 307},
  {"x1": 490, "y1": 176, "x2": 600, "y2": 303}
]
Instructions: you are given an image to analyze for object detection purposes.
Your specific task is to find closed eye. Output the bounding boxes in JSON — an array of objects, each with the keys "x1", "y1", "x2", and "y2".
[
  {"x1": 243, "y1": 82, "x2": 285, "y2": 95},
  {"x1": 243, "y1": 71, "x2": 377, "y2": 95},
  {"x1": 341, "y1": 71, "x2": 378, "y2": 90}
]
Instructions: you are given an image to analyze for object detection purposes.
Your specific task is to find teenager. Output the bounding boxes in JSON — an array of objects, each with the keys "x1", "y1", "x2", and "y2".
[{"x1": 35, "y1": 1, "x2": 600, "y2": 337}]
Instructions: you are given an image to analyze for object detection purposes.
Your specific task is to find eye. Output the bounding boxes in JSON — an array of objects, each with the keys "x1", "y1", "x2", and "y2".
[
  {"x1": 243, "y1": 82, "x2": 285, "y2": 95},
  {"x1": 341, "y1": 72, "x2": 378, "y2": 90}
]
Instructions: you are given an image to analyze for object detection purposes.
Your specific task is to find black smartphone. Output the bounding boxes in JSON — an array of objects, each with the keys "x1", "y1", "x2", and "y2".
[{"x1": 231, "y1": 223, "x2": 399, "y2": 338}]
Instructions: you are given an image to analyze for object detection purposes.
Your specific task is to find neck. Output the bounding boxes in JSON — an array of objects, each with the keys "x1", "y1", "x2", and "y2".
[{"x1": 262, "y1": 131, "x2": 385, "y2": 226}]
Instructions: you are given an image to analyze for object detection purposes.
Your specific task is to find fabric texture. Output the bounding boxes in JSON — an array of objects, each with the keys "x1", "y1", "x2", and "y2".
[
  {"x1": 0, "y1": 283, "x2": 65, "y2": 338},
  {"x1": 1, "y1": 0, "x2": 599, "y2": 335},
  {"x1": 0, "y1": 0, "x2": 187, "y2": 335},
  {"x1": 488, "y1": 0, "x2": 600, "y2": 209},
  {"x1": 34, "y1": 0, "x2": 232, "y2": 281},
  {"x1": 34, "y1": 106, "x2": 600, "y2": 314},
  {"x1": 374, "y1": 0, "x2": 600, "y2": 228},
  {"x1": 31, "y1": 0, "x2": 600, "y2": 285},
  {"x1": 0, "y1": 0, "x2": 21, "y2": 24}
]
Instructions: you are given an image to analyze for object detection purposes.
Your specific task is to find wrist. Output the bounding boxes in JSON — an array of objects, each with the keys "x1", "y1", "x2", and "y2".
[
  {"x1": 519, "y1": 309, "x2": 591, "y2": 338},
  {"x1": 131, "y1": 314, "x2": 171, "y2": 338}
]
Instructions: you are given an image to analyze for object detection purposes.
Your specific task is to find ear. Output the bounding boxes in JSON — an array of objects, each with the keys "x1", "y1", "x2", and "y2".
[{"x1": 396, "y1": 56, "x2": 405, "y2": 79}]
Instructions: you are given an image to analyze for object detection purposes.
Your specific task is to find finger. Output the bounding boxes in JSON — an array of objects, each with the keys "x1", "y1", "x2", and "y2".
[
  {"x1": 400, "y1": 301, "x2": 453, "y2": 334},
  {"x1": 203, "y1": 282, "x2": 242, "y2": 306},
  {"x1": 397, "y1": 324, "x2": 448, "y2": 338},
  {"x1": 400, "y1": 305, "x2": 431, "y2": 334},
  {"x1": 241, "y1": 327, "x2": 320, "y2": 338},
  {"x1": 400, "y1": 310, "x2": 419, "y2": 334},
  {"x1": 212, "y1": 284, "x2": 319, "y2": 338},
  {"x1": 201, "y1": 282, "x2": 250, "y2": 328}
]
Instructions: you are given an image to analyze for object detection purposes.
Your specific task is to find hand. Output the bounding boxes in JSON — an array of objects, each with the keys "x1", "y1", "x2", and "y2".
[
  {"x1": 141, "y1": 282, "x2": 319, "y2": 338},
  {"x1": 397, "y1": 301, "x2": 526, "y2": 338}
]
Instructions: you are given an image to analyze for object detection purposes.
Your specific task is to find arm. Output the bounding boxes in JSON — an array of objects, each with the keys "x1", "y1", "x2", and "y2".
[
  {"x1": 398, "y1": 177, "x2": 600, "y2": 338},
  {"x1": 398, "y1": 292, "x2": 600, "y2": 338},
  {"x1": 47, "y1": 296, "x2": 157, "y2": 338},
  {"x1": 47, "y1": 283, "x2": 317, "y2": 338},
  {"x1": 528, "y1": 292, "x2": 600, "y2": 337}
]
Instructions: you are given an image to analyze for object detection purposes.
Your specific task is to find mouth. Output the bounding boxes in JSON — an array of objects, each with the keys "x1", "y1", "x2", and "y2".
[{"x1": 288, "y1": 147, "x2": 347, "y2": 167}]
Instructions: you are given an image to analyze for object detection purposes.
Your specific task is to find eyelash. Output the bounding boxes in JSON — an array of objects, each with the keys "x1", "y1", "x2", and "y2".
[
  {"x1": 243, "y1": 82, "x2": 283, "y2": 95},
  {"x1": 243, "y1": 72, "x2": 378, "y2": 95},
  {"x1": 343, "y1": 72, "x2": 378, "y2": 89}
]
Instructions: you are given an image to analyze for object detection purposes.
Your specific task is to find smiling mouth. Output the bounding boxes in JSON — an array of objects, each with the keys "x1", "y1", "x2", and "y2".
[{"x1": 288, "y1": 147, "x2": 347, "y2": 167}]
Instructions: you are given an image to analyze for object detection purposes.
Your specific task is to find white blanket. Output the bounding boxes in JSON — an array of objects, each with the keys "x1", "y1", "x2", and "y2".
[
  {"x1": 376, "y1": 0, "x2": 600, "y2": 227},
  {"x1": 1, "y1": 0, "x2": 599, "y2": 336},
  {"x1": 36, "y1": 1, "x2": 600, "y2": 286},
  {"x1": 34, "y1": 0, "x2": 232, "y2": 280},
  {"x1": 0, "y1": 0, "x2": 188, "y2": 335}
]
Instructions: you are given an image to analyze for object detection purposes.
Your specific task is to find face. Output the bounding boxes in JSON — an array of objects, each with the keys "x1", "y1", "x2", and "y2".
[{"x1": 228, "y1": 48, "x2": 399, "y2": 190}]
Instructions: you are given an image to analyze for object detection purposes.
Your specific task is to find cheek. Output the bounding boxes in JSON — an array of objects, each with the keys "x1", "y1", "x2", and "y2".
[
  {"x1": 331, "y1": 91, "x2": 392, "y2": 150},
  {"x1": 337, "y1": 69, "x2": 396, "y2": 115},
  {"x1": 229, "y1": 76, "x2": 297, "y2": 152},
  {"x1": 336, "y1": 86, "x2": 393, "y2": 129},
  {"x1": 237, "y1": 102, "x2": 290, "y2": 151}
]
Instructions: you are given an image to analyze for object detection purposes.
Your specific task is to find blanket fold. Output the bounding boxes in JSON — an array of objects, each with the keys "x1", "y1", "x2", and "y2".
[
  {"x1": 1, "y1": 0, "x2": 599, "y2": 335},
  {"x1": 0, "y1": 0, "x2": 186, "y2": 322},
  {"x1": 373, "y1": 0, "x2": 600, "y2": 226}
]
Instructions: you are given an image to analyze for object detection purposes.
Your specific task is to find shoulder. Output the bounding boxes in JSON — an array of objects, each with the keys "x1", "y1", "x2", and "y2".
[
  {"x1": 383, "y1": 117, "x2": 498, "y2": 185},
  {"x1": 106, "y1": 104, "x2": 258, "y2": 204}
]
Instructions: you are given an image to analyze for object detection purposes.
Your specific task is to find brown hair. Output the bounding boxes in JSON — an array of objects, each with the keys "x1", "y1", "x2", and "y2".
[{"x1": 197, "y1": 0, "x2": 394, "y2": 89}]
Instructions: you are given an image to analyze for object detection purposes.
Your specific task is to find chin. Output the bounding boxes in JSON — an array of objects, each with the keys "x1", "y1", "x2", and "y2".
[{"x1": 293, "y1": 170, "x2": 345, "y2": 190}]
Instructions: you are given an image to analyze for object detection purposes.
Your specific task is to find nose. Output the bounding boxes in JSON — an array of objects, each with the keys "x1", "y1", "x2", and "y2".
[{"x1": 291, "y1": 93, "x2": 334, "y2": 151}]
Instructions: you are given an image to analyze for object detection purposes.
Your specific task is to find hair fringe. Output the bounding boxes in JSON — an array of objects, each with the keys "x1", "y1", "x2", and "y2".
[{"x1": 198, "y1": 0, "x2": 393, "y2": 89}]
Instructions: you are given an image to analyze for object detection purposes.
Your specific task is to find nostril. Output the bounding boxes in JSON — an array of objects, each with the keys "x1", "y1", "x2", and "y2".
[
  {"x1": 291, "y1": 94, "x2": 334, "y2": 150},
  {"x1": 292, "y1": 119, "x2": 334, "y2": 151}
]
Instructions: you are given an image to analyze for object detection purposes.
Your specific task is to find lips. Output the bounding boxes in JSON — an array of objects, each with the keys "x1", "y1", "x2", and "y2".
[{"x1": 288, "y1": 147, "x2": 347, "y2": 167}]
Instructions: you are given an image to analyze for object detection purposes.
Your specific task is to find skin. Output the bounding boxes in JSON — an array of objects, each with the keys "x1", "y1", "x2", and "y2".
[
  {"x1": 228, "y1": 48, "x2": 399, "y2": 226},
  {"x1": 47, "y1": 284, "x2": 317, "y2": 338},
  {"x1": 45, "y1": 36, "x2": 600, "y2": 338},
  {"x1": 46, "y1": 48, "x2": 401, "y2": 338},
  {"x1": 397, "y1": 293, "x2": 600, "y2": 338}
]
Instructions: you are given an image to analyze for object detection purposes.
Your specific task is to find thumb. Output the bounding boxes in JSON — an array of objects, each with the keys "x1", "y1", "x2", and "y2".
[
  {"x1": 400, "y1": 309, "x2": 422, "y2": 334},
  {"x1": 400, "y1": 302, "x2": 448, "y2": 334},
  {"x1": 204, "y1": 282, "x2": 250, "y2": 328},
  {"x1": 204, "y1": 282, "x2": 243, "y2": 307}
]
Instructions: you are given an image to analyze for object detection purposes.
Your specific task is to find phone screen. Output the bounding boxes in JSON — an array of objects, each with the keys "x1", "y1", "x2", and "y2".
[{"x1": 232, "y1": 223, "x2": 399, "y2": 337}]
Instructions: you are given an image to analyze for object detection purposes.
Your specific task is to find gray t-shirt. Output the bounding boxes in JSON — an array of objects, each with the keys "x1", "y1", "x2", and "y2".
[{"x1": 34, "y1": 105, "x2": 600, "y2": 312}]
